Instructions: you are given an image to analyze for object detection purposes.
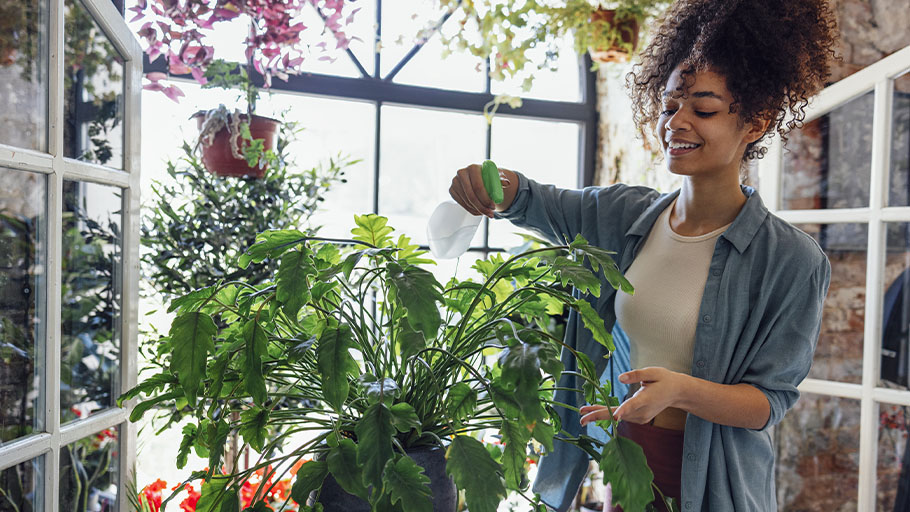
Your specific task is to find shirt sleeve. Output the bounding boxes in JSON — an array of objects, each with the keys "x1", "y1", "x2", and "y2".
[{"x1": 743, "y1": 254, "x2": 832, "y2": 431}]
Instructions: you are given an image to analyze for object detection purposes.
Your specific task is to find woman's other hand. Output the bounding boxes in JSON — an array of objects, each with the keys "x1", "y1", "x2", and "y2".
[
  {"x1": 449, "y1": 163, "x2": 518, "y2": 218},
  {"x1": 612, "y1": 367, "x2": 686, "y2": 425}
]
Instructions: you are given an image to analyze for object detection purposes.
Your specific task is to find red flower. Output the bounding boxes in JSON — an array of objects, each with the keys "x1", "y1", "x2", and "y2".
[
  {"x1": 141, "y1": 479, "x2": 167, "y2": 512},
  {"x1": 179, "y1": 483, "x2": 201, "y2": 512}
]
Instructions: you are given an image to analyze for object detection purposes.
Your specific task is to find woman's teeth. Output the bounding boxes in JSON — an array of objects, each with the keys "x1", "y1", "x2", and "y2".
[{"x1": 668, "y1": 142, "x2": 700, "y2": 149}]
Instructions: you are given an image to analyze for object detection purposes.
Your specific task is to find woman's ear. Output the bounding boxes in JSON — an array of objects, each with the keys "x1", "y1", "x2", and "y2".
[{"x1": 744, "y1": 115, "x2": 772, "y2": 144}]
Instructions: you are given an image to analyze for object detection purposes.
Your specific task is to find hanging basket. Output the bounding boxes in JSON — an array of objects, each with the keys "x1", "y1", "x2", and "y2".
[
  {"x1": 192, "y1": 109, "x2": 280, "y2": 179},
  {"x1": 587, "y1": 9, "x2": 641, "y2": 64}
]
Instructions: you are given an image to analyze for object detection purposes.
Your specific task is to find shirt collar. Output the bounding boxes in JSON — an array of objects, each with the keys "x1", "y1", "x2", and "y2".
[{"x1": 625, "y1": 185, "x2": 769, "y2": 254}]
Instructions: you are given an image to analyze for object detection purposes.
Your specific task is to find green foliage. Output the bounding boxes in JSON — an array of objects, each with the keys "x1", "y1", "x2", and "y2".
[
  {"x1": 127, "y1": 216, "x2": 657, "y2": 511},
  {"x1": 601, "y1": 436, "x2": 656, "y2": 511}
]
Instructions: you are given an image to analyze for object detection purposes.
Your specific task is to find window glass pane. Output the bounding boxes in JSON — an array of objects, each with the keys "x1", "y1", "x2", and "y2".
[
  {"x1": 780, "y1": 92, "x2": 873, "y2": 210},
  {"x1": 489, "y1": 116, "x2": 580, "y2": 250},
  {"x1": 391, "y1": 9, "x2": 485, "y2": 92},
  {"x1": 878, "y1": 402, "x2": 910, "y2": 510},
  {"x1": 888, "y1": 71, "x2": 910, "y2": 206},
  {"x1": 60, "y1": 426, "x2": 119, "y2": 510},
  {"x1": 61, "y1": 181, "x2": 121, "y2": 423},
  {"x1": 794, "y1": 223, "x2": 866, "y2": 384},
  {"x1": 879, "y1": 222, "x2": 910, "y2": 390},
  {"x1": 64, "y1": 0, "x2": 125, "y2": 169},
  {"x1": 0, "y1": 455, "x2": 44, "y2": 512},
  {"x1": 380, "y1": 0, "x2": 448, "y2": 80},
  {"x1": 256, "y1": 93, "x2": 377, "y2": 239},
  {"x1": 0, "y1": 0, "x2": 48, "y2": 152},
  {"x1": 490, "y1": 33, "x2": 582, "y2": 103},
  {"x1": 775, "y1": 393, "x2": 859, "y2": 510},
  {"x1": 378, "y1": 105, "x2": 486, "y2": 245},
  {"x1": 0, "y1": 167, "x2": 46, "y2": 443}
]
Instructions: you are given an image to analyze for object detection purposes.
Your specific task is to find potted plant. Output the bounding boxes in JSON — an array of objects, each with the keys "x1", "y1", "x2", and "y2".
[
  {"x1": 131, "y1": 0, "x2": 360, "y2": 177},
  {"x1": 123, "y1": 214, "x2": 665, "y2": 512},
  {"x1": 434, "y1": 0, "x2": 670, "y2": 94}
]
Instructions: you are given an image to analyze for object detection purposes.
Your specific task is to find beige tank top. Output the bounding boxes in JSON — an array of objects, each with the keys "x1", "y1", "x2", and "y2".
[{"x1": 614, "y1": 199, "x2": 731, "y2": 375}]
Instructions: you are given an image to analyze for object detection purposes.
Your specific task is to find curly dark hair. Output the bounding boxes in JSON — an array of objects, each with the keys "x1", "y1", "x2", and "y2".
[{"x1": 627, "y1": 0, "x2": 839, "y2": 160}]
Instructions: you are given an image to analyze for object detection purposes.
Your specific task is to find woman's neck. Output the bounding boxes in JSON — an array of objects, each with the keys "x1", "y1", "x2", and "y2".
[{"x1": 670, "y1": 175, "x2": 746, "y2": 237}]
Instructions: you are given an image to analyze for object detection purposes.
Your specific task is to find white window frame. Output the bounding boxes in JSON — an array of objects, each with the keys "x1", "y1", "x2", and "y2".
[
  {"x1": 0, "y1": 0, "x2": 141, "y2": 510},
  {"x1": 758, "y1": 44, "x2": 910, "y2": 511}
]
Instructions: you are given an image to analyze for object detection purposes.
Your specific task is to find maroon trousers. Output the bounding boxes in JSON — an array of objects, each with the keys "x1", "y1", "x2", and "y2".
[{"x1": 609, "y1": 421, "x2": 684, "y2": 512}]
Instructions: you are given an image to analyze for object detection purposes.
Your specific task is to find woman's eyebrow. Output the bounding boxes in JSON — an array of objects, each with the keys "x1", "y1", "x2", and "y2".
[{"x1": 661, "y1": 90, "x2": 724, "y2": 99}]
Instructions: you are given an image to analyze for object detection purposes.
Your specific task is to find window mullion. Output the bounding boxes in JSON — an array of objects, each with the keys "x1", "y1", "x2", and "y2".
[{"x1": 856, "y1": 77, "x2": 894, "y2": 512}]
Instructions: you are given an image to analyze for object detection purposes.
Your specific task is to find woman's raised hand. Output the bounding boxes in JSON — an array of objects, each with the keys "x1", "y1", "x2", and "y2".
[{"x1": 449, "y1": 163, "x2": 518, "y2": 218}]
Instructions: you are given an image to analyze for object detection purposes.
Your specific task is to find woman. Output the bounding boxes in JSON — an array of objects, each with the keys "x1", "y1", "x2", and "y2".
[{"x1": 448, "y1": 0, "x2": 838, "y2": 510}]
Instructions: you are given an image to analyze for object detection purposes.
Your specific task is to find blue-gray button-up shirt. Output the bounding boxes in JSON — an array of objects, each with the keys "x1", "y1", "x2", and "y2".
[{"x1": 497, "y1": 173, "x2": 831, "y2": 511}]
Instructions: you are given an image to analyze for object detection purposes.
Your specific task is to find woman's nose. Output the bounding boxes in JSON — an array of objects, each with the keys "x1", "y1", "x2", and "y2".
[{"x1": 666, "y1": 110, "x2": 691, "y2": 131}]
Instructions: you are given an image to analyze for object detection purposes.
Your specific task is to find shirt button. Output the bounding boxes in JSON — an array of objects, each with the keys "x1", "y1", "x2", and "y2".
[
  {"x1": 712, "y1": 269, "x2": 721, "y2": 276},
  {"x1": 696, "y1": 360, "x2": 706, "y2": 368},
  {"x1": 685, "y1": 502, "x2": 692, "y2": 510},
  {"x1": 687, "y1": 453, "x2": 696, "y2": 461},
  {"x1": 703, "y1": 315, "x2": 711, "y2": 323}
]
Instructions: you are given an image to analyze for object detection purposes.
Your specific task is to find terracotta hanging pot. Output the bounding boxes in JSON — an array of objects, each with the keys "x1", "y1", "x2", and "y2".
[
  {"x1": 192, "y1": 110, "x2": 280, "y2": 179},
  {"x1": 588, "y1": 9, "x2": 641, "y2": 64}
]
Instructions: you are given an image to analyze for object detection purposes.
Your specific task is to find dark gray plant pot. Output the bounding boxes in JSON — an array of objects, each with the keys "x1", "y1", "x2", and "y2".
[{"x1": 312, "y1": 445, "x2": 456, "y2": 512}]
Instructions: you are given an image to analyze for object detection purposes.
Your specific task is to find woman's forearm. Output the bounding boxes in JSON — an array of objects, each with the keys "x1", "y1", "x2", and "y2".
[{"x1": 673, "y1": 375, "x2": 770, "y2": 430}]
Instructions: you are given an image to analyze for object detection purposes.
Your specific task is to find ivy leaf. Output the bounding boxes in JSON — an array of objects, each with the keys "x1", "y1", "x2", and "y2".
[
  {"x1": 356, "y1": 402, "x2": 395, "y2": 489},
  {"x1": 383, "y1": 455, "x2": 433, "y2": 512},
  {"x1": 169, "y1": 312, "x2": 217, "y2": 406},
  {"x1": 177, "y1": 423, "x2": 197, "y2": 469},
  {"x1": 445, "y1": 435, "x2": 506, "y2": 512},
  {"x1": 242, "y1": 320, "x2": 269, "y2": 406},
  {"x1": 551, "y1": 256, "x2": 601, "y2": 297},
  {"x1": 194, "y1": 475, "x2": 230, "y2": 512},
  {"x1": 572, "y1": 298, "x2": 614, "y2": 351},
  {"x1": 600, "y1": 436, "x2": 655, "y2": 512},
  {"x1": 389, "y1": 402, "x2": 422, "y2": 434},
  {"x1": 240, "y1": 229, "x2": 307, "y2": 268},
  {"x1": 239, "y1": 407, "x2": 269, "y2": 452},
  {"x1": 316, "y1": 324, "x2": 359, "y2": 410},
  {"x1": 290, "y1": 460, "x2": 328, "y2": 505},
  {"x1": 386, "y1": 262, "x2": 443, "y2": 339},
  {"x1": 500, "y1": 420, "x2": 531, "y2": 490},
  {"x1": 276, "y1": 249, "x2": 316, "y2": 319},
  {"x1": 445, "y1": 383, "x2": 477, "y2": 423},
  {"x1": 206, "y1": 419, "x2": 231, "y2": 474},
  {"x1": 351, "y1": 214, "x2": 394, "y2": 248},
  {"x1": 531, "y1": 420, "x2": 555, "y2": 454},
  {"x1": 327, "y1": 439, "x2": 369, "y2": 500}
]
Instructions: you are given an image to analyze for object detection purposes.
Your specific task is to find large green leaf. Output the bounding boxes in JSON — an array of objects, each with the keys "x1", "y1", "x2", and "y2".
[
  {"x1": 290, "y1": 460, "x2": 328, "y2": 504},
  {"x1": 242, "y1": 319, "x2": 269, "y2": 405},
  {"x1": 316, "y1": 325, "x2": 359, "y2": 410},
  {"x1": 389, "y1": 402, "x2": 422, "y2": 434},
  {"x1": 383, "y1": 455, "x2": 433, "y2": 512},
  {"x1": 177, "y1": 423, "x2": 197, "y2": 469},
  {"x1": 498, "y1": 343, "x2": 547, "y2": 423},
  {"x1": 240, "y1": 229, "x2": 307, "y2": 268},
  {"x1": 129, "y1": 390, "x2": 182, "y2": 422},
  {"x1": 169, "y1": 312, "x2": 217, "y2": 406},
  {"x1": 206, "y1": 419, "x2": 231, "y2": 474},
  {"x1": 601, "y1": 436, "x2": 655, "y2": 512},
  {"x1": 445, "y1": 435, "x2": 506, "y2": 512},
  {"x1": 569, "y1": 235, "x2": 633, "y2": 294},
  {"x1": 194, "y1": 475, "x2": 230, "y2": 512},
  {"x1": 445, "y1": 382, "x2": 477, "y2": 423},
  {"x1": 531, "y1": 420, "x2": 555, "y2": 453},
  {"x1": 117, "y1": 372, "x2": 177, "y2": 406},
  {"x1": 356, "y1": 402, "x2": 395, "y2": 489},
  {"x1": 572, "y1": 298, "x2": 614, "y2": 351},
  {"x1": 327, "y1": 439, "x2": 369, "y2": 500},
  {"x1": 397, "y1": 318, "x2": 426, "y2": 362},
  {"x1": 386, "y1": 262, "x2": 443, "y2": 339},
  {"x1": 551, "y1": 256, "x2": 601, "y2": 297},
  {"x1": 276, "y1": 249, "x2": 316, "y2": 318},
  {"x1": 239, "y1": 407, "x2": 269, "y2": 452},
  {"x1": 500, "y1": 420, "x2": 531, "y2": 490},
  {"x1": 351, "y1": 214, "x2": 394, "y2": 247},
  {"x1": 359, "y1": 374, "x2": 401, "y2": 405},
  {"x1": 167, "y1": 284, "x2": 219, "y2": 313}
]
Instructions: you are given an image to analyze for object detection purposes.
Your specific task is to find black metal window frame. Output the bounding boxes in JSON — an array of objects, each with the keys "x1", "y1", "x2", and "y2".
[{"x1": 138, "y1": 0, "x2": 599, "y2": 254}]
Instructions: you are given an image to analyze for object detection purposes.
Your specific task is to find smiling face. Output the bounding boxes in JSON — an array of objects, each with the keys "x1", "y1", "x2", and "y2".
[{"x1": 657, "y1": 65, "x2": 766, "y2": 180}]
